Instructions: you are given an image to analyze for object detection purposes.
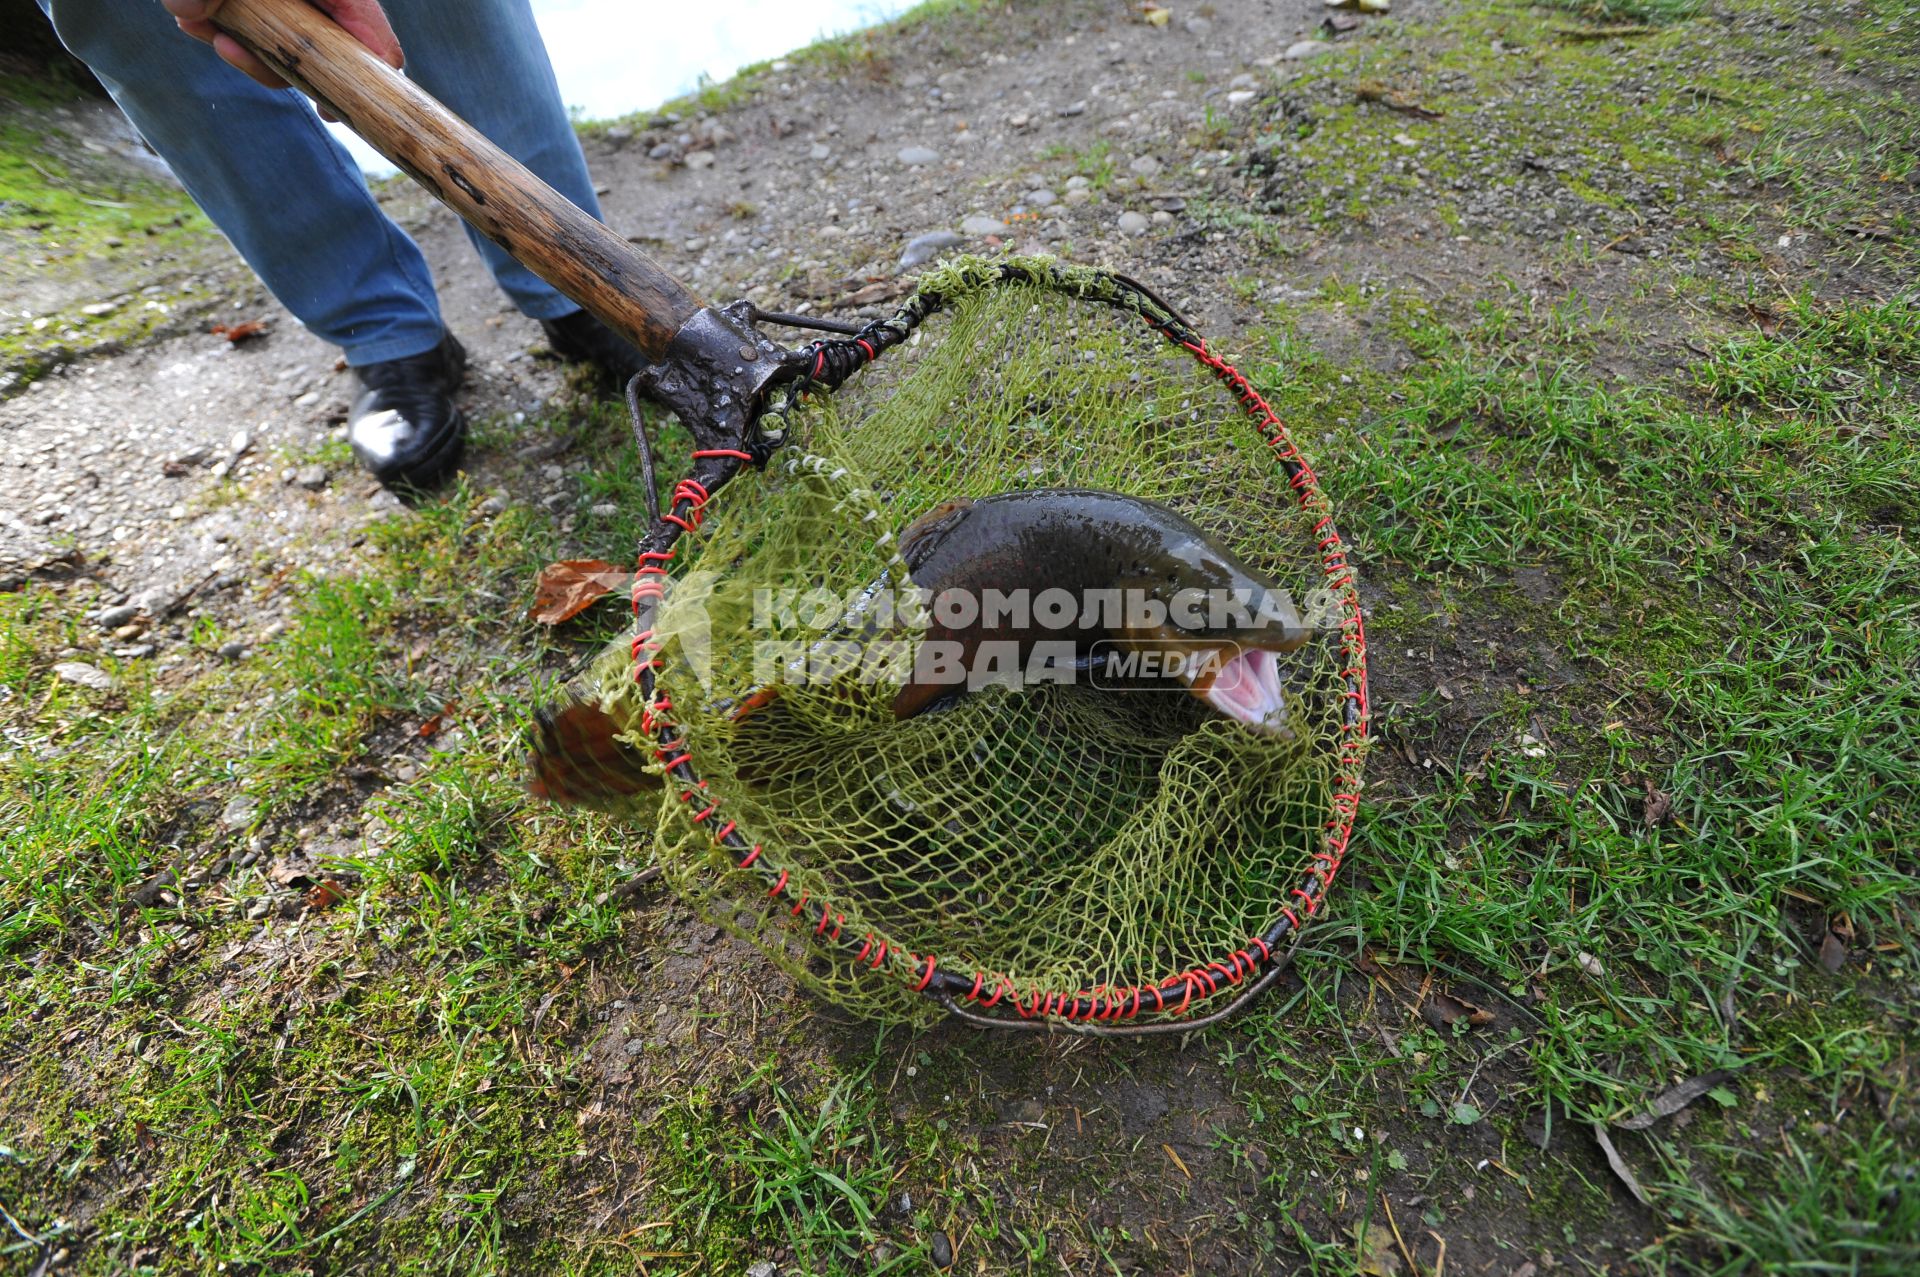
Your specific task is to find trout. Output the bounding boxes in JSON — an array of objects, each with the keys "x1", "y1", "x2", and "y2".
[{"x1": 529, "y1": 488, "x2": 1311, "y2": 807}]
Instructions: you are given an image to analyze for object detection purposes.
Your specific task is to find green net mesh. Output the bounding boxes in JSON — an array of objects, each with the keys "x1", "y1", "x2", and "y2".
[{"x1": 605, "y1": 258, "x2": 1366, "y2": 1026}]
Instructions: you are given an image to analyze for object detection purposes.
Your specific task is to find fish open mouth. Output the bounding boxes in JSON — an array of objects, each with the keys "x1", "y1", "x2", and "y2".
[{"x1": 1198, "y1": 648, "x2": 1291, "y2": 735}]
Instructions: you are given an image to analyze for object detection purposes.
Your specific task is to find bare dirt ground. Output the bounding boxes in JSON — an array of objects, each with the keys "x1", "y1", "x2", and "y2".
[{"x1": 3, "y1": 0, "x2": 1918, "y2": 1273}]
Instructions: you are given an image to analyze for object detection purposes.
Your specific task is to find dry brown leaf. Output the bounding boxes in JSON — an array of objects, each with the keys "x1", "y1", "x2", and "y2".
[
  {"x1": 1423, "y1": 989, "x2": 1495, "y2": 1030},
  {"x1": 210, "y1": 320, "x2": 268, "y2": 344},
  {"x1": 1355, "y1": 80, "x2": 1444, "y2": 119},
  {"x1": 418, "y1": 700, "x2": 458, "y2": 738},
  {"x1": 1642, "y1": 777, "x2": 1674, "y2": 827},
  {"x1": 530, "y1": 559, "x2": 622, "y2": 625},
  {"x1": 1615, "y1": 1069, "x2": 1737, "y2": 1130},
  {"x1": 842, "y1": 280, "x2": 911, "y2": 307},
  {"x1": 1355, "y1": 1220, "x2": 1403, "y2": 1277}
]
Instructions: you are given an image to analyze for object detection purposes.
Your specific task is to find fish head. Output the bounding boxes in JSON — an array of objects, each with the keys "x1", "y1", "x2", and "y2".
[
  {"x1": 1106, "y1": 545, "x2": 1307, "y2": 735},
  {"x1": 1123, "y1": 536, "x2": 1312, "y2": 655},
  {"x1": 1106, "y1": 628, "x2": 1294, "y2": 737},
  {"x1": 1187, "y1": 645, "x2": 1292, "y2": 737}
]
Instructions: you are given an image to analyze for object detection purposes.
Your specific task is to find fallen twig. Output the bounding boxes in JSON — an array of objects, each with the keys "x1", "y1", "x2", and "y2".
[
  {"x1": 595, "y1": 864, "x2": 663, "y2": 909},
  {"x1": 1591, "y1": 1121, "x2": 1652, "y2": 1206}
]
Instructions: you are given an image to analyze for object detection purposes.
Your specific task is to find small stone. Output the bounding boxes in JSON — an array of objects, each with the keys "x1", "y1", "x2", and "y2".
[
  {"x1": 53, "y1": 661, "x2": 115, "y2": 692},
  {"x1": 293, "y1": 390, "x2": 321, "y2": 409},
  {"x1": 745, "y1": 1264, "x2": 776, "y2": 1277},
  {"x1": 217, "y1": 641, "x2": 248, "y2": 661},
  {"x1": 1151, "y1": 209, "x2": 1174, "y2": 225},
  {"x1": 929, "y1": 1229, "x2": 955, "y2": 1269},
  {"x1": 1227, "y1": 90, "x2": 1256, "y2": 106},
  {"x1": 1059, "y1": 99, "x2": 1087, "y2": 116},
  {"x1": 605, "y1": 125, "x2": 634, "y2": 143},
  {"x1": 900, "y1": 230, "x2": 967, "y2": 268},
  {"x1": 808, "y1": 141, "x2": 832, "y2": 160},
  {"x1": 1024, "y1": 188, "x2": 1058, "y2": 207},
  {"x1": 295, "y1": 464, "x2": 328, "y2": 491},
  {"x1": 1065, "y1": 175, "x2": 1091, "y2": 190},
  {"x1": 590, "y1": 502, "x2": 621, "y2": 518},
  {"x1": 897, "y1": 145, "x2": 941, "y2": 166},
  {"x1": 1285, "y1": 40, "x2": 1334, "y2": 60},
  {"x1": 1063, "y1": 187, "x2": 1092, "y2": 205},
  {"x1": 82, "y1": 300, "x2": 120, "y2": 316},
  {"x1": 167, "y1": 444, "x2": 211, "y2": 468},
  {"x1": 1129, "y1": 154, "x2": 1163, "y2": 177},
  {"x1": 1118, "y1": 210, "x2": 1150, "y2": 235},
  {"x1": 95, "y1": 602, "x2": 141, "y2": 629},
  {"x1": 113, "y1": 644, "x2": 156, "y2": 660},
  {"x1": 1184, "y1": 15, "x2": 1213, "y2": 36},
  {"x1": 475, "y1": 495, "x2": 509, "y2": 518},
  {"x1": 392, "y1": 758, "x2": 420, "y2": 783},
  {"x1": 167, "y1": 504, "x2": 188, "y2": 521},
  {"x1": 220, "y1": 794, "x2": 258, "y2": 828},
  {"x1": 684, "y1": 150, "x2": 716, "y2": 169},
  {"x1": 648, "y1": 142, "x2": 676, "y2": 161},
  {"x1": 1230, "y1": 73, "x2": 1257, "y2": 90},
  {"x1": 961, "y1": 214, "x2": 1008, "y2": 235}
]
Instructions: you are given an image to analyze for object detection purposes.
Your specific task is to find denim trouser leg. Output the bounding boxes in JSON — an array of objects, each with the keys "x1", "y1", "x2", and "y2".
[
  {"x1": 387, "y1": 0, "x2": 604, "y2": 320},
  {"x1": 37, "y1": 0, "x2": 597, "y2": 363}
]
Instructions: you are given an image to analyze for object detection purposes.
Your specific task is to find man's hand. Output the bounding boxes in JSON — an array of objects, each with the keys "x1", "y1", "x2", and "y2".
[{"x1": 163, "y1": 0, "x2": 404, "y2": 89}]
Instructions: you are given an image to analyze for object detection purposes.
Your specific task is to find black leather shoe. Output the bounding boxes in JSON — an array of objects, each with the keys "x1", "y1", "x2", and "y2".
[
  {"x1": 539, "y1": 310, "x2": 652, "y2": 384},
  {"x1": 348, "y1": 333, "x2": 468, "y2": 490}
]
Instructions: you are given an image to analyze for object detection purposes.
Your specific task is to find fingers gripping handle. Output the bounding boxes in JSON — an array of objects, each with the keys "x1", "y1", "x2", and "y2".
[{"x1": 210, "y1": 0, "x2": 702, "y2": 361}]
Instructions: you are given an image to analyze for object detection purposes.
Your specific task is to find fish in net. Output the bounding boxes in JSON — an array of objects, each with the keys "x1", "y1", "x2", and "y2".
[{"x1": 534, "y1": 257, "x2": 1370, "y2": 1030}]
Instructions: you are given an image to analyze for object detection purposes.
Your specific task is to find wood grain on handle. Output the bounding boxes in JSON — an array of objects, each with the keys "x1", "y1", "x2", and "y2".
[{"x1": 210, "y1": 0, "x2": 702, "y2": 359}]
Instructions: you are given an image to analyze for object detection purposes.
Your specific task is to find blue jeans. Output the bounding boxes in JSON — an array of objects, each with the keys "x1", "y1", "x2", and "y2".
[{"x1": 40, "y1": 0, "x2": 600, "y2": 365}]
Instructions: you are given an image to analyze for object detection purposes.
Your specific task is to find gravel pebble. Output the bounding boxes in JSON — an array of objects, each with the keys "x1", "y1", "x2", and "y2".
[
  {"x1": 1118, "y1": 210, "x2": 1150, "y2": 235},
  {"x1": 961, "y1": 214, "x2": 1008, "y2": 235},
  {"x1": 53, "y1": 661, "x2": 116, "y2": 692},
  {"x1": 899, "y1": 230, "x2": 967, "y2": 268},
  {"x1": 1285, "y1": 40, "x2": 1334, "y2": 60},
  {"x1": 897, "y1": 145, "x2": 941, "y2": 166}
]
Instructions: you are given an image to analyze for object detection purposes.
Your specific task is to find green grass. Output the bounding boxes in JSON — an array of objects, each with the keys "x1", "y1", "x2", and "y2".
[
  {"x1": 4, "y1": 0, "x2": 1920, "y2": 1271},
  {"x1": 0, "y1": 74, "x2": 217, "y2": 390},
  {"x1": 1534, "y1": 0, "x2": 1703, "y2": 24}
]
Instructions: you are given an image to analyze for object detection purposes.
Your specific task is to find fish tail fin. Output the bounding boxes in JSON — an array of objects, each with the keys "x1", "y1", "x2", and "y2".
[{"x1": 527, "y1": 700, "x2": 660, "y2": 808}]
